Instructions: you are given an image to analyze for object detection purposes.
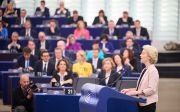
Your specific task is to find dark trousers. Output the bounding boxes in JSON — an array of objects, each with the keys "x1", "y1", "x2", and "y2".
[{"x1": 138, "y1": 103, "x2": 156, "y2": 112}]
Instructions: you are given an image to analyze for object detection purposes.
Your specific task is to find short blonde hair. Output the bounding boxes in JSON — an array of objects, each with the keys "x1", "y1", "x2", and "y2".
[
  {"x1": 102, "y1": 57, "x2": 116, "y2": 68},
  {"x1": 143, "y1": 45, "x2": 158, "y2": 64},
  {"x1": 77, "y1": 50, "x2": 86, "y2": 62}
]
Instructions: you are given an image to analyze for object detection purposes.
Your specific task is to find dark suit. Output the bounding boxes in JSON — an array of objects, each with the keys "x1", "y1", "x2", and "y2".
[
  {"x1": 34, "y1": 60, "x2": 55, "y2": 76},
  {"x1": 12, "y1": 86, "x2": 33, "y2": 112},
  {"x1": 54, "y1": 8, "x2": 70, "y2": 17},
  {"x1": 116, "y1": 17, "x2": 134, "y2": 26},
  {"x1": 17, "y1": 55, "x2": 38, "y2": 69},
  {"x1": 35, "y1": 7, "x2": 50, "y2": 17},
  {"x1": 52, "y1": 71, "x2": 73, "y2": 86},
  {"x1": 45, "y1": 27, "x2": 60, "y2": 36},
  {"x1": 67, "y1": 16, "x2": 83, "y2": 25},
  {"x1": 103, "y1": 28, "x2": 119, "y2": 38},
  {"x1": 98, "y1": 70, "x2": 121, "y2": 87},
  {"x1": 131, "y1": 27, "x2": 149, "y2": 40},
  {"x1": 92, "y1": 16, "x2": 108, "y2": 25},
  {"x1": 20, "y1": 28, "x2": 37, "y2": 38},
  {"x1": 88, "y1": 58, "x2": 102, "y2": 73},
  {"x1": 36, "y1": 40, "x2": 50, "y2": 51},
  {"x1": 49, "y1": 57, "x2": 68, "y2": 69}
]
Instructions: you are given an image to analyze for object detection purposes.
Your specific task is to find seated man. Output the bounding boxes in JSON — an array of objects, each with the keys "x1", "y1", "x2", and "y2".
[
  {"x1": 88, "y1": 48, "x2": 102, "y2": 73},
  {"x1": 103, "y1": 20, "x2": 119, "y2": 39},
  {"x1": 27, "y1": 40, "x2": 40, "y2": 59},
  {"x1": 20, "y1": 20, "x2": 37, "y2": 38},
  {"x1": 131, "y1": 20, "x2": 149, "y2": 40},
  {"x1": 12, "y1": 74, "x2": 33, "y2": 112},
  {"x1": 45, "y1": 19, "x2": 60, "y2": 36},
  {"x1": 17, "y1": 47, "x2": 38, "y2": 72},
  {"x1": 67, "y1": 10, "x2": 83, "y2": 25},
  {"x1": 86, "y1": 40, "x2": 105, "y2": 61},
  {"x1": 37, "y1": 31, "x2": 50, "y2": 51},
  {"x1": 34, "y1": 0, "x2": 50, "y2": 17},
  {"x1": 116, "y1": 11, "x2": 134, "y2": 27},
  {"x1": 34, "y1": 50, "x2": 54, "y2": 76},
  {"x1": 54, "y1": 1, "x2": 70, "y2": 17}
]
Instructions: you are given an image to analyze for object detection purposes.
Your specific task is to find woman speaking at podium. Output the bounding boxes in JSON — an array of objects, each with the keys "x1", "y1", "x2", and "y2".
[{"x1": 121, "y1": 45, "x2": 159, "y2": 112}]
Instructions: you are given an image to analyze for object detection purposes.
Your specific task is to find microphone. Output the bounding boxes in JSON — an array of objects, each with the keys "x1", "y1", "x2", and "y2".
[
  {"x1": 98, "y1": 69, "x2": 123, "y2": 87},
  {"x1": 108, "y1": 69, "x2": 123, "y2": 87}
]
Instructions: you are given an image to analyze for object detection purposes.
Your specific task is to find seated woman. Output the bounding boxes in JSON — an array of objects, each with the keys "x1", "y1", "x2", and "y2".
[
  {"x1": 99, "y1": 34, "x2": 114, "y2": 53},
  {"x1": 74, "y1": 20, "x2": 90, "y2": 40},
  {"x1": 51, "y1": 59, "x2": 73, "y2": 87},
  {"x1": 66, "y1": 34, "x2": 82, "y2": 52},
  {"x1": 98, "y1": 57, "x2": 120, "y2": 87},
  {"x1": 7, "y1": 32, "x2": 22, "y2": 53},
  {"x1": 72, "y1": 50, "x2": 92, "y2": 77},
  {"x1": 3, "y1": 3, "x2": 16, "y2": 16},
  {"x1": 92, "y1": 9, "x2": 108, "y2": 26},
  {"x1": 123, "y1": 48, "x2": 137, "y2": 72},
  {"x1": 113, "y1": 54, "x2": 131, "y2": 76}
]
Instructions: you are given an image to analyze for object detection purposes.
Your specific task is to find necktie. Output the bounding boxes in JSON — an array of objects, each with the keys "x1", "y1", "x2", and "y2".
[
  {"x1": 136, "y1": 69, "x2": 147, "y2": 90},
  {"x1": 25, "y1": 60, "x2": 29, "y2": 68},
  {"x1": 43, "y1": 63, "x2": 47, "y2": 72}
]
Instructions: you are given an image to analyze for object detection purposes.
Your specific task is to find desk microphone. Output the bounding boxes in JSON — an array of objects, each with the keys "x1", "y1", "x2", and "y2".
[{"x1": 108, "y1": 69, "x2": 123, "y2": 87}]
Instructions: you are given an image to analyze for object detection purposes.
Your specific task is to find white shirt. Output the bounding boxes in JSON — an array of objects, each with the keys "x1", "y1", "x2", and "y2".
[
  {"x1": 40, "y1": 41, "x2": 46, "y2": 49},
  {"x1": 136, "y1": 28, "x2": 141, "y2": 37},
  {"x1": 42, "y1": 61, "x2": 48, "y2": 72},
  {"x1": 105, "y1": 72, "x2": 111, "y2": 85},
  {"x1": 26, "y1": 29, "x2": 31, "y2": 37},
  {"x1": 92, "y1": 58, "x2": 98, "y2": 69},
  {"x1": 31, "y1": 49, "x2": 35, "y2": 55},
  {"x1": 58, "y1": 72, "x2": 67, "y2": 82}
]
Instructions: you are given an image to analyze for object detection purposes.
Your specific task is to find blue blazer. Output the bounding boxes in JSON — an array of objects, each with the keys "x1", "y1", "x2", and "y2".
[
  {"x1": 99, "y1": 42, "x2": 115, "y2": 53},
  {"x1": 17, "y1": 55, "x2": 38, "y2": 69}
]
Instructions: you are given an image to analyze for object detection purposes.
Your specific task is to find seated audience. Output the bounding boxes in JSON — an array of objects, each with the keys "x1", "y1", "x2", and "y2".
[
  {"x1": 45, "y1": 19, "x2": 60, "y2": 36},
  {"x1": 88, "y1": 48, "x2": 102, "y2": 73},
  {"x1": 116, "y1": 11, "x2": 134, "y2": 27},
  {"x1": 113, "y1": 54, "x2": 131, "y2": 76},
  {"x1": 37, "y1": 32, "x2": 50, "y2": 51},
  {"x1": 15, "y1": 9, "x2": 28, "y2": 26},
  {"x1": 54, "y1": 1, "x2": 70, "y2": 17},
  {"x1": 67, "y1": 10, "x2": 83, "y2": 25},
  {"x1": 0, "y1": 20, "x2": 8, "y2": 39},
  {"x1": 20, "y1": 20, "x2": 37, "y2": 38},
  {"x1": 74, "y1": 20, "x2": 90, "y2": 40},
  {"x1": 66, "y1": 34, "x2": 82, "y2": 52},
  {"x1": 92, "y1": 9, "x2": 108, "y2": 26},
  {"x1": 72, "y1": 50, "x2": 92, "y2": 77},
  {"x1": 7, "y1": 32, "x2": 22, "y2": 53},
  {"x1": 86, "y1": 41, "x2": 105, "y2": 60},
  {"x1": 3, "y1": 3, "x2": 16, "y2": 16},
  {"x1": 34, "y1": 50, "x2": 54, "y2": 76},
  {"x1": 103, "y1": 20, "x2": 119, "y2": 39},
  {"x1": 132, "y1": 20, "x2": 149, "y2": 40},
  {"x1": 12, "y1": 74, "x2": 33, "y2": 112},
  {"x1": 34, "y1": 0, "x2": 50, "y2": 17},
  {"x1": 27, "y1": 40, "x2": 40, "y2": 58},
  {"x1": 99, "y1": 34, "x2": 114, "y2": 53},
  {"x1": 17, "y1": 47, "x2": 38, "y2": 72},
  {"x1": 50, "y1": 47, "x2": 68, "y2": 70},
  {"x1": 98, "y1": 58, "x2": 120, "y2": 87},
  {"x1": 51, "y1": 59, "x2": 73, "y2": 86},
  {"x1": 0, "y1": 9, "x2": 8, "y2": 27},
  {"x1": 122, "y1": 48, "x2": 137, "y2": 72}
]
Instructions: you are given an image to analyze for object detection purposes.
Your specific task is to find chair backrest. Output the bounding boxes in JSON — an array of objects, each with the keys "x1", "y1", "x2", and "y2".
[
  {"x1": 116, "y1": 80, "x2": 137, "y2": 91},
  {"x1": 73, "y1": 77, "x2": 99, "y2": 93}
]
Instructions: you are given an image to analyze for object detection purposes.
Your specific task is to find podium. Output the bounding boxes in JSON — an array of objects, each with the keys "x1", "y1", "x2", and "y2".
[{"x1": 79, "y1": 83, "x2": 146, "y2": 112}]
